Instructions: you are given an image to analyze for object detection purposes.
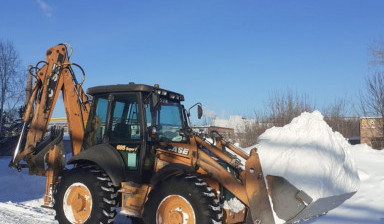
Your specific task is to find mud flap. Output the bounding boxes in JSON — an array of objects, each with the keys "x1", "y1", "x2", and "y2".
[{"x1": 245, "y1": 149, "x2": 275, "y2": 224}]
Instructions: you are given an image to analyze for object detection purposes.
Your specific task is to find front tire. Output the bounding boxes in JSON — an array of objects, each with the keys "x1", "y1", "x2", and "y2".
[
  {"x1": 54, "y1": 165, "x2": 118, "y2": 224},
  {"x1": 143, "y1": 174, "x2": 222, "y2": 224}
]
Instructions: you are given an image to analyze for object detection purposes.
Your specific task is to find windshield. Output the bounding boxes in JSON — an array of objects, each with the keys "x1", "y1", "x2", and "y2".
[{"x1": 156, "y1": 103, "x2": 185, "y2": 142}]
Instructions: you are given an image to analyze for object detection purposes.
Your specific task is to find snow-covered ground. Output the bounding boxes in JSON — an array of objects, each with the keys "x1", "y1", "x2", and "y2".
[
  {"x1": 0, "y1": 156, "x2": 132, "y2": 224},
  {"x1": 303, "y1": 144, "x2": 384, "y2": 224},
  {"x1": 1, "y1": 144, "x2": 383, "y2": 223}
]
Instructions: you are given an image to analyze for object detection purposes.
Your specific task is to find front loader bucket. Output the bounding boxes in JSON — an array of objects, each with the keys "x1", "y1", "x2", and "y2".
[{"x1": 266, "y1": 175, "x2": 357, "y2": 223}]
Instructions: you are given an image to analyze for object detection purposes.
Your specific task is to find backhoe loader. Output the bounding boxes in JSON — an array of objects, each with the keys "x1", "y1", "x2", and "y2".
[{"x1": 9, "y1": 44, "x2": 355, "y2": 224}]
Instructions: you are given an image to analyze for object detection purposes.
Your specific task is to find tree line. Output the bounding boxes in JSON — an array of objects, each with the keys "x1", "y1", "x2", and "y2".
[
  {"x1": 236, "y1": 91, "x2": 360, "y2": 147},
  {"x1": 1, "y1": 40, "x2": 384, "y2": 148}
]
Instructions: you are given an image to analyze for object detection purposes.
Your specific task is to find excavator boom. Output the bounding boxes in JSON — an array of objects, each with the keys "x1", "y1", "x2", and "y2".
[{"x1": 9, "y1": 43, "x2": 90, "y2": 206}]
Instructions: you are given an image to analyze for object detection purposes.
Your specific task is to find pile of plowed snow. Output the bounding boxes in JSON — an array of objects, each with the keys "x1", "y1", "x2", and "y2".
[{"x1": 254, "y1": 111, "x2": 360, "y2": 200}]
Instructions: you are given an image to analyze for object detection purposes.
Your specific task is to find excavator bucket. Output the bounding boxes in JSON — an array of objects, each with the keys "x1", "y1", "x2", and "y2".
[
  {"x1": 242, "y1": 149, "x2": 356, "y2": 224},
  {"x1": 266, "y1": 175, "x2": 357, "y2": 223}
]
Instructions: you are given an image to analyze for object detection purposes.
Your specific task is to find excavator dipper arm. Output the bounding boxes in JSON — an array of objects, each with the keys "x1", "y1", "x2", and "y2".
[{"x1": 9, "y1": 44, "x2": 89, "y2": 207}]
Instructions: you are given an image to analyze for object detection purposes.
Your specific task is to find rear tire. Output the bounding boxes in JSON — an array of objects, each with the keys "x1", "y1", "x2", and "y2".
[
  {"x1": 143, "y1": 174, "x2": 222, "y2": 224},
  {"x1": 54, "y1": 165, "x2": 118, "y2": 224}
]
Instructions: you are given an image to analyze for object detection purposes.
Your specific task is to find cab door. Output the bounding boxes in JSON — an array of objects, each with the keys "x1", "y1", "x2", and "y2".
[{"x1": 107, "y1": 93, "x2": 145, "y2": 181}]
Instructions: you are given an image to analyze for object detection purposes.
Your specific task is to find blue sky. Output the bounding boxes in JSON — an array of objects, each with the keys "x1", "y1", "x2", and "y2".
[{"x1": 1, "y1": 0, "x2": 384, "y2": 118}]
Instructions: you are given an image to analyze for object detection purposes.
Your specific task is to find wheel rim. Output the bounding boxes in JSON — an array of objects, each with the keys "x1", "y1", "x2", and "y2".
[
  {"x1": 63, "y1": 182, "x2": 92, "y2": 224},
  {"x1": 156, "y1": 195, "x2": 195, "y2": 224}
]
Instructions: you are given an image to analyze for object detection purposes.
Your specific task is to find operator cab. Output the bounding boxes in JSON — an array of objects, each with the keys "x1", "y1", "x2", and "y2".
[{"x1": 82, "y1": 83, "x2": 191, "y2": 183}]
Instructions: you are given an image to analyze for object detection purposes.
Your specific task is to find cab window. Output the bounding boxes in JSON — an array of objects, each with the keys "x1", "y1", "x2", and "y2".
[
  {"x1": 109, "y1": 94, "x2": 141, "y2": 143},
  {"x1": 83, "y1": 95, "x2": 108, "y2": 148}
]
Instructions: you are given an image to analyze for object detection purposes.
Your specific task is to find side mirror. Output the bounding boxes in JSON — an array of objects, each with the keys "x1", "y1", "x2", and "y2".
[
  {"x1": 197, "y1": 104, "x2": 203, "y2": 119},
  {"x1": 188, "y1": 102, "x2": 203, "y2": 119}
]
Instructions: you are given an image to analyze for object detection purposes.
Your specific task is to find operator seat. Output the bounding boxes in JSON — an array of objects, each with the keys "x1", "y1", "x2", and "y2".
[{"x1": 113, "y1": 123, "x2": 131, "y2": 142}]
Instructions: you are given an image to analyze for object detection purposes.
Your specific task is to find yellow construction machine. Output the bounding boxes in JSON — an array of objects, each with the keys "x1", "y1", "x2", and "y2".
[{"x1": 9, "y1": 44, "x2": 354, "y2": 224}]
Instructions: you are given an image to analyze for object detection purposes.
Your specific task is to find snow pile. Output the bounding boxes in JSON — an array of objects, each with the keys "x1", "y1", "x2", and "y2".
[
  {"x1": 256, "y1": 111, "x2": 360, "y2": 200},
  {"x1": 223, "y1": 198, "x2": 245, "y2": 213}
]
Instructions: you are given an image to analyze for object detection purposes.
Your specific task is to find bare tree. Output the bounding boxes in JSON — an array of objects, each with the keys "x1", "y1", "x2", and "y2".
[
  {"x1": 358, "y1": 42, "x2": 384, "y2": 142},
  {"x1": 323, "y1": 97, "x2": 359, "y2": 138},
  {"x1": 359, "y1": 72, "x2": 384, "y2": 137},
  {"x1": 0, "y1": 40, "x2": 24, "y2": 135},
  {"x1": 236, "y1": 113, "x2": 269, "y2": 147},
  {"x1": 266, "y1": 89, "x2": 313, "y2": 127},
  {"x1": 370, "y1": 41, "x2": 384, "y2": 66},
  {"x1": 236, "y1": 90, "x2": 313, "y2": 147}
]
